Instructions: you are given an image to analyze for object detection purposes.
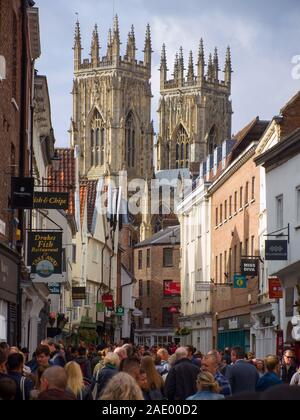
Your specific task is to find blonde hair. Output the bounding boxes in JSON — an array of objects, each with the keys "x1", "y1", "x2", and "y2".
[
  {"x1": 104, "y1": 352, "x2": 120, "y2": 368},
  {"x1": 197, "y1": 371, "x2": 220, "y2": 394},
  {"x1": 65, "y1": 362, "x2": 84, "y2": 396},
  {"x1": 100, "y1": 373, "x2": 144, "y2": 401},
  {"x1": 265, "y1": 355, "x2": 280, "y2": 372}
]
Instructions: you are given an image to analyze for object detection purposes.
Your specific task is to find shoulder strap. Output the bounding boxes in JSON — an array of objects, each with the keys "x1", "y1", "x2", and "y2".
[
  {"x1": 20, "y1": 377, "x2": 26, "y2": 401},
  {"x1": 79, "y1": 389, "x2": 83, "y2": 400}
]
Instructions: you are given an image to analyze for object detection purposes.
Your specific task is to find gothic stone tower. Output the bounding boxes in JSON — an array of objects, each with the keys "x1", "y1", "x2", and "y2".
[
  {"x1": 157, "y1": 41, "x2": 233, "y2": 176},
  {"x1": 71, "y1": 16, "x2": 153, "y2": 181}
]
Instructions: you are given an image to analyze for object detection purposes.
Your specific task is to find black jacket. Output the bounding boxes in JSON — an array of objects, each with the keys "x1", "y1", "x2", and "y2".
[
  {"x1": 7, "y1": 372, "x2": 34, "y2": 401},
  {"x1": 165, "y1": 358, "x2": 200, "y2": 401},
  {"x1": 75, "y1": 357, "x2": 92, "y2": 380},
  {"x1": 97, "y1": 366, "x2": 118, "y2": 397},
  {"x1": 281, "y1": 364, "x2": 297, "y2": 384}
]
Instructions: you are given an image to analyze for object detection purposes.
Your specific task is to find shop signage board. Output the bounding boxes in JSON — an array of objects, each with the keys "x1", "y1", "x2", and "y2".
[
  {"x1": 11, "y1": 177, "x2": 34, "y2": 209},
  {"x1": 265, "y1": 240, "x2": 288, "y2": 261},
  {"x1": 269, "y1": 277, "x2": 283, "y2": 299},
  {"x1": 233, "y1": 274, "x2": 247, "y2": 289},
  {"x1": 34, "y1": 192, "x2": 69, "y2": 210},
  {"x1": 115, "y1": 306, "x2": 125, "y2": 316},
  {"x1": 72, "y1": 287, "x2": 86, "y2": 300},
  {"x1": 102, "y1": 293, "x2": 114, "y2": 308},
  {"x1": 48, "y1": 283, "x2": 61, "y2": 295},
  {"x1": 164, "y1": 281, "x2": 181, "y2": 296},
  {"x1": 28, "y1": 231, "x2": 62, "y2": 278},
  {"x1": 241, "y1": 259, "x2": 259, "y2": 276}
]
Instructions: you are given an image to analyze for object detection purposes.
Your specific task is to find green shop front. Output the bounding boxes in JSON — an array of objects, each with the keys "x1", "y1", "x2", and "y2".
[{"x1": 217, "y1": 315, "x2": 251, "y2": 353}]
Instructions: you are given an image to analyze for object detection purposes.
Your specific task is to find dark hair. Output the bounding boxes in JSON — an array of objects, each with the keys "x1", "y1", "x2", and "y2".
[
  {"x1": 0, "y1": 343, "x2": 9, "y2": 352},
  {"x1": 0, "y1": 377, "x2": 17, "y2": 400},
  {"x1": 78, "y1": 347, "x2": 87, "y2": 356},
  {"x1": 0, "y1": 349, "x2": 7, "y2": 364},
  {"x1": 21, "y1": 347, "x2": 29, "y2": 354},
  {"x1": 231, "y1": 347, "x2": 245, "y2": 360},
  {"x1": 71, "y1": 346, "x2": 78, "y2": 353},
  {"x1": 261, "y1": 384, "x2": 300, "y2": 400},
  {"x1": 7, "y1": 353, "x2": 24, "y2": 371},
  {"x1": 120, "y1": 357, "x2": 141, "y2": 373},
  {"x1": 36, "y1": 345, "x2": 50, "y2": 357},
  {"x1": 185, "y1": 345, "x2": 195, "y2": 355}
]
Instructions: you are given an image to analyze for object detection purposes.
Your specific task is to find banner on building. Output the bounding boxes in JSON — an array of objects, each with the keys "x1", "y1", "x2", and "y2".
[
  {"x1": 265, "y1": 240, "x2": 288, "y2": 261},
  {"x1": 233, "y1": 274, "x2": 247, "y2": 289},
  {"x1": 34, "y1": 192, "x2": 69, "y2": 210},
  {"x1": 11, "y1": 177, "x2": 34, "y2": 209},
  {"x1": 28, "y1": 231, "x2": 62, "y2": 278},
  {"x1": 164, "y1": 281, "x2": 181, "y2": 297},
  {"x1": 269, "y1": 277, "x2": 283, "y2": 299},
  {"x1": 72, "y1": 287, "x2": 86, "y2": 300},
  {"x1": 102, "y1": 293, "x2": 114, "y2": 309},
  {"x1": 241, "y1": 259, "x2": 259, "y2": 277}
]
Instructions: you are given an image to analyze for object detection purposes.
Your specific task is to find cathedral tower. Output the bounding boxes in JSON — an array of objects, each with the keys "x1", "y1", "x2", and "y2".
[
  {"x1": 70, "y1": 16, "x2": 153, "y2": 181},
  {"x1": 157, "y1": 41, "x2": 233, "y2": 176}
]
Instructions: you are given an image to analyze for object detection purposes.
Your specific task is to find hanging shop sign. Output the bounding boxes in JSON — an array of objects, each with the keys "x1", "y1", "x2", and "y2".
[
  {"x1": 96, "y1": 303, "x2": 106, "y2": 313},
  {"x1": 72, "y1": 287, "x2": 86, "y2": 300},
  {"x1": 28, "y1": 231, "x2": 62, "y2": 278},
  {"x1": 34, "y1": 192, "x2": 69, "y2": 210},
  {"x1": 269, "y1": 277, "x2": 283, "y2": 299},
  {"x1": 11, "y1": 177, "x2": 34, "y2": 209},
  {"x1": 48, "y1": 283, "x2": 61, "y2": 295},
  {"x1": 241, "y1": 259, "x2": 259, "y2": 277},
  {"x1": 102, "y1": 293, "x2": 114, "y2": 309},
  {"x1": 115, "y1": 306, "x2": 125, "y2": 316},
  {"x1": 265, "y1": 240, "x2": 288, "y2": 261},
  {"x1": 233, "y1": 274, "x2": 247, "y2": 289}
]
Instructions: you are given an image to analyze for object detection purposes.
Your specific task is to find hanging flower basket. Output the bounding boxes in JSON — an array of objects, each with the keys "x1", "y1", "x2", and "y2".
[
  {"x1": 174, "y1": 327, "x2": 192, "y2": 336},
  {"x1": 57, "y1": 313, "x2": 69, "y2": 330}
]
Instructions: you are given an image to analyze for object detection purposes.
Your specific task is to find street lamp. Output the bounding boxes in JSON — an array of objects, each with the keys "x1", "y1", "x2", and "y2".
[{"x1": 51, "y1": 150, "x2": 61, "y2": 172}]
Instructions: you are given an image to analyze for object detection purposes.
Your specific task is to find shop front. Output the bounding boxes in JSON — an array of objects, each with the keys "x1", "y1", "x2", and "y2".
[
  {"x1": 0, "y1": 243, "x2": 19, "y2": 344},
  {"x1": 217, "y1": 315, "x2": 251, "y2": 354}
]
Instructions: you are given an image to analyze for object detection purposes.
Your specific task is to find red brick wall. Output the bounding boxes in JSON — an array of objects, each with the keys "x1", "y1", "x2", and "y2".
[
  {"x1": 134, "y1": 244, "x2": 181, "y2": 329},
  {"x1": 0, "y1": 0, "x2": 23, "y2": 244},
  {"x1": 210, "y1": 155, "x2": 260, "y2": 340}
]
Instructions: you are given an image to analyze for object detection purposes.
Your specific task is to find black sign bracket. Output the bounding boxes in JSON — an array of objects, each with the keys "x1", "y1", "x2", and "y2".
[{"x1": 264, "y1": 224, "x2": 290, "y2": 244}]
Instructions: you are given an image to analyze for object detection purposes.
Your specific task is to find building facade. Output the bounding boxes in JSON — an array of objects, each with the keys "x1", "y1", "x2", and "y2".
[
  {"x1": 177, "y1": 180, "x2": 212, "y2": 353},
  {"x1": 0, "y1": 1, "x2": 38, "y2": 345},
  {"x1": 157, "y1": 42, "x2": 232, "y2": 176},
  {"x1": 133, "y1": 227, "x2": 181, "y2": 347},
  {"x1": 209, "y1": 118, "x2": 268, "y2": 353},
  {"x1": 255, "y1": 92, "x2": 300, "y2": 360}
]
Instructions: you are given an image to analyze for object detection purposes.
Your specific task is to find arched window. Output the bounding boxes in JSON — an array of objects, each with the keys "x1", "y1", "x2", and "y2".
[
  {"x1": 90, "y1": 109, "x2": 105, "y2": 167},
  {"x1": 125, "y1": 112, "x2": 136, "y2": 168},
  {"x1": 208, "y1": 125, "x2": 217, "y2": 155},
  {"x1": 175, "y1": 125, "x2": 189, "y2": 169}
]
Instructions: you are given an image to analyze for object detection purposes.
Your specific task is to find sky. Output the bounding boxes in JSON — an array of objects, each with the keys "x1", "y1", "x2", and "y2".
[{"x1": 37, "y1": 0, "x2": 300, "y2": 146}]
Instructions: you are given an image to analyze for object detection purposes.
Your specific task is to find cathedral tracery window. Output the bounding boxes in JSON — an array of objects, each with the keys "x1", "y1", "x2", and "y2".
[
  {"x1": 208, "y1": 125, "x2": 217, "y2": 155},
  {"x1": 90, "y1": 110, "x2": 105, "y2": 167},
  {"x1": 175, "y1": 125, "x2": 189, "y2": 169},
  {"x1": 126, "y1": 112, "x2": 135, "y2": 168}
]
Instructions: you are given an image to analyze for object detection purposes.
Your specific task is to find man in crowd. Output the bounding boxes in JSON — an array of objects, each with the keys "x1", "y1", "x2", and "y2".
[
  {"x1": 37, "y1": 366, "x2": 76, "y2": 400},
  {"x1": 225, "y1": 346, "x2": 259, "y2": 395},
  {"x1": 7, "y1": 353, "x2": 34, "y2": 400},
  {"x1": 165, "y1": 347, "x2": 200, "y2": 400},
  {"x1": 281, "y1": 350, "x2": 297, "y2": 384},
  {"x1": 202, "y1": 354, "x2": 232, "y2": 397}
]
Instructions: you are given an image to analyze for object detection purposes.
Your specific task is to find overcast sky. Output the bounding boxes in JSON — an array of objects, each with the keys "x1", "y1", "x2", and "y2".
[{"x1": 37, "y1": 0, "x2": 300, "y2": 146}]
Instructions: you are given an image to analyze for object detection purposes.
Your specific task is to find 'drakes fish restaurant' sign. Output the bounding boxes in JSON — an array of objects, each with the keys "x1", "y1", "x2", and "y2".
[
  {"x1": 28, "y1": 232, "x2": 62, "y2": 278},
  {"x1": 33, "y1": 192, "x2": 69, "y2": 210}
]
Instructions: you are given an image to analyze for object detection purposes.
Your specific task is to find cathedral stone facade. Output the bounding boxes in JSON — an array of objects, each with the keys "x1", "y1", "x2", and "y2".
[
  {"x1": 70, "y1": 16, "x2": 153, "y2": 181},
  {"x1": 157, "y1": 41, "x2": 233, "y2": 176}
]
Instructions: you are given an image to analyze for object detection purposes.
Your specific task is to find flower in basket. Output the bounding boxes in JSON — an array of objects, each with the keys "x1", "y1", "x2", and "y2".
[{"x1": 49, "y1": 312, "x2": 56, "y2": 327}]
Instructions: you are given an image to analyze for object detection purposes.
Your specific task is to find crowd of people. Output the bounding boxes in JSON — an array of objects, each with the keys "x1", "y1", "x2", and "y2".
[{"x1": 0, "y1": 340, "x2": 300, "y2": 400}]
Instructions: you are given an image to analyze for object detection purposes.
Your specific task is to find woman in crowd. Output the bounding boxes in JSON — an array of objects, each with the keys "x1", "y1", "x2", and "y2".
[
  {"x1": 255, "y1": 359, "x2": 265, "y2": 378},
  {"x1": 100, "y1": 372, "x2": 144, "y2": 401},
  {"x1": 65, "y1": 361, "x2": 93, "y2": 400},
  {"x1": 141, "y1": 356, "x2": 165, "y2": 400},
  {"x1": 186, "y1": 371, "x2": 225, "y2": 400},
  {"x1": 95, "y1": 352, "x2": 120, "y2": 398}
]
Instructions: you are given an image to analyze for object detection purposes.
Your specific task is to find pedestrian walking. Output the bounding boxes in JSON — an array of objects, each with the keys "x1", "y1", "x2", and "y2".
[{"x1": 186, "y1": 371, "x2": 225, "y2": 400}]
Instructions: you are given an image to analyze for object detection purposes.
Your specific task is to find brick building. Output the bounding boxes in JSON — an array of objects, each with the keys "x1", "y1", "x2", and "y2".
[
  {"x1": 0, "y1": 0, "x2": 36, "y2": 345},
  {"x1": 133, "y1": 226, "x2": 181, "y2": 347},
  {"x1": 209, "y1": 118, "x2": 269, "y2": 353}
]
